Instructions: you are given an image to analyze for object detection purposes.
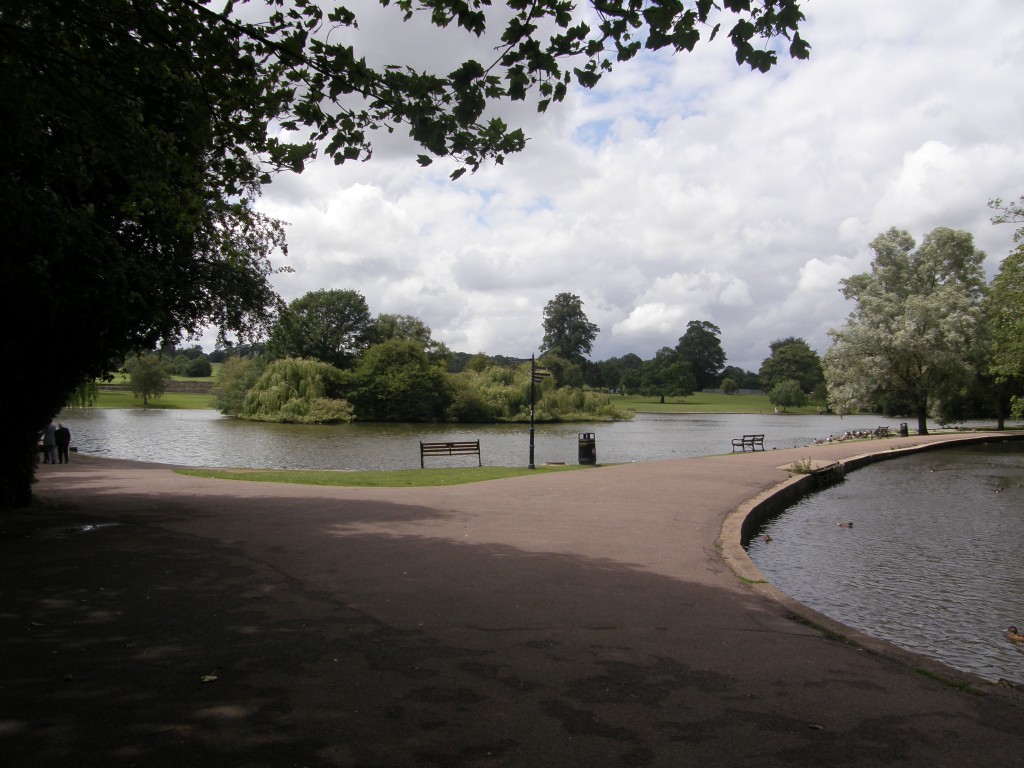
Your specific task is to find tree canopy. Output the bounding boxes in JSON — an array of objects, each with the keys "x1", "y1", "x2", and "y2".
[
  {"x1": 268, "y1": 289, "x2": 373, "y2": 369},
  {"x1": 676, "y1": 320, "x2": 726, "y2": 390},
  {"x1": 987, "y1": 198, "x2": 1024, "y2": 390},
  {"x1": 758, "y1": 337, "x2": 824, "y2": 394},
  {"x1": 540, "y1": 293, "x2": 600, "y2": 363},
  {"x1": 640, "y1": 347, "x2": 696, "y2": 402},
  {"x1": 823, "y1": 227, "x2": 987, "y2": 434},
  {"x1": 125, "y1": 355, "x2": 172, "y2": 406},
  {"x1": 0, "y1": 0, "x2": 809, "y2": 507}
]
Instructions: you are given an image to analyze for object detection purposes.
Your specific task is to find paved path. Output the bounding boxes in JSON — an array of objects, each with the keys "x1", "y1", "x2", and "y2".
[{"x1": 3, "y1": 433, "x2": 1023, "y2": 767}]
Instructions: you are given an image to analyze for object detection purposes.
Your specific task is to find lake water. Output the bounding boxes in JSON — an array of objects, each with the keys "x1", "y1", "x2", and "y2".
[
  {"x1": 55, "y1": 408, "x2": 1024, "y2": 683},
  {"x1": 748, "y1": 441, "x2": 1024, "y2": 685},
  {"x1": 55, "y1": 409, "x2": 905, "y2": 470}
]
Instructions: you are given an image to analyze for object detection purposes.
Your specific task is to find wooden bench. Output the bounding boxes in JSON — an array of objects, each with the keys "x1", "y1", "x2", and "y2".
[
  {"x1": 873, "y1": 426, "x2": 892, "y2": 438},
  {"x1": 420, "y1": 440, "x2": 481, "y2": 468},
  {"x1": 731, "y1": 434, "x2": 765, "y2": 452}
]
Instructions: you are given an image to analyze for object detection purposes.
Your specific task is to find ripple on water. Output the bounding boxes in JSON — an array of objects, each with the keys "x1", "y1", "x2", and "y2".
[{"x1": 749, "y1": 441, "x2": 1024, "y2": 685}]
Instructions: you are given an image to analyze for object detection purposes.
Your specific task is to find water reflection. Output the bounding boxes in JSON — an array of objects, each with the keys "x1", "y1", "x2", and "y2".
[{"x1": 749, "y1": 442, "x2": 1024, "y2": 685}]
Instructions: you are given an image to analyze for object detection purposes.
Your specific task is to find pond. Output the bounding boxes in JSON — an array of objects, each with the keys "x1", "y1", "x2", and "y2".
[
  {"x1": 56, "y1": 409, "x2": 906, "y2": 469},
  {"x1": 748, "y1": 441, "x2": 1024, "y2": 685}
]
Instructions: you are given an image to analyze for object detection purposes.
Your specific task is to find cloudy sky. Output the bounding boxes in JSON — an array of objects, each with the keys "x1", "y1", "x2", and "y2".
[{"x1": 243, "y1": 0, "x2": 1024, "y2": 372}]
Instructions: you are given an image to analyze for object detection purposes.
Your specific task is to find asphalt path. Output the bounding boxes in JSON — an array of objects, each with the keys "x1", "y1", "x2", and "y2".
[{"x1": 3, "y1": 433, "x2": 1023, "y2": 767}]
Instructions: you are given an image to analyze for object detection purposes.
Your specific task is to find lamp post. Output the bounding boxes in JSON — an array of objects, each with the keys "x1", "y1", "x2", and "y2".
[{"x1": 529, "y1": 354, "x2": 537, "y2": 469}]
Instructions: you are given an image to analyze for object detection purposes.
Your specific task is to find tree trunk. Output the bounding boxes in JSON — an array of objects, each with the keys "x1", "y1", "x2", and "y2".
[
  {"x1": 916, "y1": 405, "x2": 929, "y2": 435},
  {"x1": 1, "y1": 417, "x2": 39, "y2": 509}
]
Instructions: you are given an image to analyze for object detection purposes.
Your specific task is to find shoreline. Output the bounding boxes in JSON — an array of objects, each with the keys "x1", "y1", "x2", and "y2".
[{"x1": 719, "y1": 431, "x2": 1024, "y2": 689}]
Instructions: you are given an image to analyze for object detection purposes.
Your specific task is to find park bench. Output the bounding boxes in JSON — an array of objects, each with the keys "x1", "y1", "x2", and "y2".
[
  {"x1": 420, "y1": 440, "x2": 481, "y2": 468},
  {"x1": 873, "y1": 426, "x2": 892, "y2": 438},
  {"x1": 731, "y1": 434, "x2": 765, "y2": 452}
]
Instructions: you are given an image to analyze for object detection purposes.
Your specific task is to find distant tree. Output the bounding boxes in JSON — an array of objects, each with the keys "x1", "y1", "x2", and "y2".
[
  {"x1": 640, "y1": 347, "x2": 696, "y2": 403},
  {"x1": 676, "y1": 320, "x2": 726, "y2": 391},
  {"x1": 65, "y1": 380, "x2": 99, "y2": 409},
  {"x1": 591, "y1": 358, "x2": 621, "y2": 390},
  {"x1": 445, "y1": 374, "x2": 499, "y2": 422},
  {"x1": 720, "y1": 365, "x2": 760, "y2": 390},
  {"x1": 349, "y1": 340, "x2": 450, "y2": 422},
  {"x1": 768, "y1": 379, "x2": 805, "y2": 412},
  {"x1": 464, "y1": 353, "x2": 492, "y2": 373},
  {"x1": 268, "y1": 290, "x2": 372, "y2": 369},
  {"x1": 721, "y1": 378, "x2": 739, "y2": 395},
  {"x1": 537, "y1": 353, "x2": 584, "y2": 389},
  {"x1": 213, "y1": 356, "x2": 267, "y2": 417},
  {"x1": 985, "y1": 204, "x2": 1024, "y2": 386},
  {"x1": 823, "y1": 227, "x2": 986, "y2": 434},
  {"x1": 619, "y1": 353, "x2": 645, "y2": 394},
  {"x1": 758, "y1": 337, "x2": 824, "y2": 393},
  {"x1": 125, "y1": 354, "x2": 171, "y2": 405},
  {"x1": 540, "y1": 293, "x2": 599, "y2": 363},
  {"x1": 242, "y1": 358, "x2": 354, "y2": 424},
  {"x1": 368, "y1": 313, "x2": 452, "y2": 365},
  {"x1": 979, "y1": 240, "x2": 1024, "y2": 423},
  {"x1": 183, "y1": 356, "x2": 213, "y2": 378}
]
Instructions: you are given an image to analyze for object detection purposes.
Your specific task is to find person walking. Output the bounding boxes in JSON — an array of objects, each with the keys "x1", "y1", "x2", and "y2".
[
  {"x1": 42, "y1": 421, "x2": 58, "y2": 465},
  {"x1": 55, "y1": 422, "x2": 72, "y2": 464}
]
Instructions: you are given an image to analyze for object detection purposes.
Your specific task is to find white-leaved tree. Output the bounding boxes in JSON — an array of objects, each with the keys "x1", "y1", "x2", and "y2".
[{"x1": 823, "y1": 227, "x2": 986, "y2": 434}]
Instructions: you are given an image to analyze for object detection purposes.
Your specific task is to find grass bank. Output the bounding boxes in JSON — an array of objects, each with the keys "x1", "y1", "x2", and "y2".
[
  {"x1": 177, "y1": 464, "x2": 588, "y2": 488},
  {"x1": 84, "y1": 390, "x2": 215, "y2": 410},
  {"x1": 612, "y1": 392, "x2": 825, "y2": 415},
  {"x1": 79, "y1": 389, "x2": 827, "y2": 415}
]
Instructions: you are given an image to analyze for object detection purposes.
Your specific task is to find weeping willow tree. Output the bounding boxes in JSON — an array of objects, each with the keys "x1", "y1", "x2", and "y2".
[
  {"x1": 65, "y1": 380, "x2": 99, "y2": 409},
  {"x1": 242, "y1": 358, "x2": 354, "y2": 424}
]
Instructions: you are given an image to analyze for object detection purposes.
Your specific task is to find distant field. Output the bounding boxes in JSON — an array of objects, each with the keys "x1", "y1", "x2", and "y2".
[
  {"x1": 86, "y1": 390, "x2": 215, "y2": 410},
  {"x1": 81, "y1": 389, "x2": 828, "y2": 415},
  {"x1": 613, "y1": 392, "x2": 825, "y2": 415}
]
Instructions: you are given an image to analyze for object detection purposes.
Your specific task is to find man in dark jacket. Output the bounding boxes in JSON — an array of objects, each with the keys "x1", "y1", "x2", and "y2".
[{"x1": 55, "y1": 423, "x2": 72, "y2": 464}]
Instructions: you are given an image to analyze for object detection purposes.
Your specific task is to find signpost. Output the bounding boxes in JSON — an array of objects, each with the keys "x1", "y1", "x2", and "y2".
[{"x1": 528, "y1": 355, "x2": 551, "y2": 469}]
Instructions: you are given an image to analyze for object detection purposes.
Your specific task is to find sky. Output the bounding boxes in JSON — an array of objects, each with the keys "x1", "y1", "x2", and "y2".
[{"x1": 227, "y1": 0, "x2": 1024, "y2": 372}]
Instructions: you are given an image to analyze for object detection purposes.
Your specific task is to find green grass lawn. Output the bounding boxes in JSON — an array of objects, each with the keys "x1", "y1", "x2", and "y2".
[
  {"x1": 87, "y1": 390, "x2": 215, "y2": 410},
  {"x1": 177, "y1": 464, "x2": 588, "y2": 487},
  {"x1": 83, "y1": 389, "x2": 825, "y2": 415},
  {"x1": 612, "y1": 392, "x2": 825, "y2": 415}
]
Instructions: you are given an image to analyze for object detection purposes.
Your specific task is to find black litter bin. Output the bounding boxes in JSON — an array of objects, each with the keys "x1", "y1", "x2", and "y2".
[
  {"x1": 578, "y1": 433, "x2": 596, "y2": 465},
  {"x1": 899, "y1": 422, "x2": 908, "y2": 437}
]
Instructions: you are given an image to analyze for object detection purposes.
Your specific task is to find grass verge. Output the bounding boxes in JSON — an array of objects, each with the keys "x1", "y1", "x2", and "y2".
[
  {"x1": 176, "y1": 464, "x2": 590, "y2": 487},
  {"x1": 84, "y1": 390, "x2": 214, "y2": 410},
  {"x1": 611, "y1": 392, "x2": 825, "y2": 415}
]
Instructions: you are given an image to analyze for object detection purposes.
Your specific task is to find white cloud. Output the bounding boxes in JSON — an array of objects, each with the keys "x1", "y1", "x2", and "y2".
[{"x1": 235, "y1": 0, "x2": 1024, "y2": 371}]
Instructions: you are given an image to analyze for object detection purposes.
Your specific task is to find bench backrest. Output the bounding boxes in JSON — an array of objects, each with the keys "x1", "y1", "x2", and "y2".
[{"x1": 419, "y1": 440, "x2": 481, "y2": 467}]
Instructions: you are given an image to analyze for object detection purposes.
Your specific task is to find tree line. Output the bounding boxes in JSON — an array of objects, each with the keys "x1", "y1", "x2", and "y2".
[
  {"x1": 203, "y1": 289, "x2": 624, "y2": 424},
  {"x1": 112, "y1": 203, "x2": 1024, "y2": 437},
  {"x1": 176, "y1": 288, "x2": 825, "y2": 423},
  {"x1": 824, "y1": 203, "x2": 1024, "y2": 435}
]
